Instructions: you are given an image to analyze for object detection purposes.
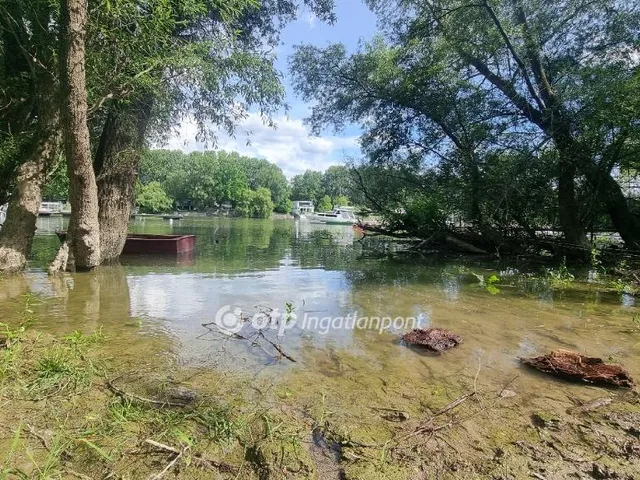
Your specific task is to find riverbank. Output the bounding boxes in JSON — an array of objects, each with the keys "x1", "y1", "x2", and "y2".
[{"x1": 1, "y1": 317, "x2": 638, "y2": 479}]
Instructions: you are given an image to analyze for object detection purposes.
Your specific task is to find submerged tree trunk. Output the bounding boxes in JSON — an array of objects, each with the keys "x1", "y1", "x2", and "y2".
[
  {"x1": 581, "y1": 164, "x2": 640, "y2": 250},
  {"x1": 557, "y1": 164, "x2": 586, "y2": 247},
  {"x1": 58, "y1": 0, "x2": 100, "y2": 270},
  {"x1": 95, "y1": 98, "x2": 152, "y2": 262},
  {"x1": 0, "y1": 130, "x2": 58, "y2": 273}
]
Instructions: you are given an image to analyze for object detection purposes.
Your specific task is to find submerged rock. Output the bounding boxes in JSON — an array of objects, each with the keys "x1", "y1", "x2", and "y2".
[
  {"x1": 401, "y1": 328, "x2": 462, "y2": 352},
  {"x1": 520, "y1": 349, "x2": 634, "y2": 388}
]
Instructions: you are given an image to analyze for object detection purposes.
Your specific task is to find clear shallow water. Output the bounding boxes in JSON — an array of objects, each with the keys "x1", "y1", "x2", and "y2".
[{"x1": 1, "y1": 217, "x2": 638, "y2": 396}]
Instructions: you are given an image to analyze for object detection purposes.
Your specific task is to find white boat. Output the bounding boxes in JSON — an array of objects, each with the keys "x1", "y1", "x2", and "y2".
[
  {"x1": 308, "y1": 206, "x2": 357, "y2": 225},
  {"x1": 39, "y1": 201, "x2": 62, "y2": 216}
]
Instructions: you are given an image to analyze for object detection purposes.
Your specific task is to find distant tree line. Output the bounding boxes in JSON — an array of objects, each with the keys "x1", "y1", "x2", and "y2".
[
  {"x1": 138, "y1": 150, "x2": 290, "y2": 217},
  {"x1": 136, "y1": 150, "x2": 357, "y2": 216},
  {"x1": 290, "y1": 166, "x2": 357, "y2": 211}
]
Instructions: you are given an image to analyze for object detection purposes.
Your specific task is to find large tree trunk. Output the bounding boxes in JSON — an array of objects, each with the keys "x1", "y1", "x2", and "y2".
[
  {"x1": 553, "y1": 134, "x2": 587, "y2": 247},
  {"x1": 581, "y1": 164, "x2": 640, "y2": 250},
  {"x1": 95, "y1": 98, "x2": 152, "y2": 262},
  {"x1": 0, "y1": 131, "x2": 58, "y2": 273},
  {"x1": 59, "y1": 0, "x2": 100, "y2": 270},
  {"x1": 557, "y1": 163, "x2": 586, "y2": 247}
]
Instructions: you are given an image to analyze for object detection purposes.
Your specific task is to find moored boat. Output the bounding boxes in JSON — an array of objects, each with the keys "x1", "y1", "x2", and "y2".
[
  {"x1": 308, "y1": 206, "x2": 358, "y2": 225},
  {"x1": 55, "y1": 232, "x2": 196, "y2": 254}
]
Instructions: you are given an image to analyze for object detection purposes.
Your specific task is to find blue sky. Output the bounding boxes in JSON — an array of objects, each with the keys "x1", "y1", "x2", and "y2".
[{"x1": 165, "y1": 0, "x2": 377, "y2": 178}]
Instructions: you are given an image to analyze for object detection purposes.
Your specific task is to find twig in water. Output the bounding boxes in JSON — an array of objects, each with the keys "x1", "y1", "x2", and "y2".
[
  {"x1": 149, "y1": 448, "x2": 183, "y2": 480},
  {"x1": 498, "y1": 375, "x2": 520, "y2": 398},
  {"x1": 144, "y1": 439, "x2": 237, "y2": 474},
  {"x1": 105, "y1": 379, "x2": 189, "y2": 408},
  {"x1": 257, "y1": 331, "x2": 296, "y2": 362}
]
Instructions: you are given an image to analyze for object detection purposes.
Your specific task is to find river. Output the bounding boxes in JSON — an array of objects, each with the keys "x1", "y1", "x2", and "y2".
[{"x1": 1, "y1": 216, "x2": 638, "y2": 478}]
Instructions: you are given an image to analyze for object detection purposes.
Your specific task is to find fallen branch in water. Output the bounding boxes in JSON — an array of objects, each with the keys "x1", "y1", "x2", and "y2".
[
  {"x1": 200, "y1": 322, "x2": 297, "y2": 363},
  {"x1": 144, "y1": 439, "x2": 237, "y2": 474},
  {"x1": 105, "y1": 378, "x2": 189, "y2": 408},
  {"x1": 257, "y1": 331, "x2": 297, "y2": 362}
]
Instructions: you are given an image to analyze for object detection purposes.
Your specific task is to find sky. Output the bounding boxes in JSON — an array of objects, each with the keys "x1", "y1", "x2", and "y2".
[{"x1": 164, "y1": 0, "x2": 378, "y2": 178}]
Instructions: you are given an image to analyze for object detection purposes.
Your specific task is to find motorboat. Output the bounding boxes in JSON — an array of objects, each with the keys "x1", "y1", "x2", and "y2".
[{"x1": 308, "y1": 206, "x2": 357, "y2": 225}]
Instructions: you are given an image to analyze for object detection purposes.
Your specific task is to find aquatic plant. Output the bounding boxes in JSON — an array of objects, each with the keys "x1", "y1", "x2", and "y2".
[{"x1": 544, "y1": 260, "x2": 575, "y2": 289}]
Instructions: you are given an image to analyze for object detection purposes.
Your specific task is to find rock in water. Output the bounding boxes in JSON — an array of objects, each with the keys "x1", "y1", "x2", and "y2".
[
  {"x1": 520, "y1": 349, "x2": 634, "y2": 388},
  {"x1": 401, "y1": 328, "x2": 462, "y2": 352}
]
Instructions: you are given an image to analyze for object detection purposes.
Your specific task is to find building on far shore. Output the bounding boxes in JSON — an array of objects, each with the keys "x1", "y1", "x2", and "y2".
[{"x1": 291, "y1": 201, "x2": 314, "y2": 218}]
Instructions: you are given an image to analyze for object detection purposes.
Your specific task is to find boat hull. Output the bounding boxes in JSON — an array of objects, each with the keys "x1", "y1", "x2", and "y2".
[
  {"x1": 123, "y1": 234, "x2": 196, "y2": 254},
  {"x1": 56, "y1": 232, "x2": 196, "y2": 254}
]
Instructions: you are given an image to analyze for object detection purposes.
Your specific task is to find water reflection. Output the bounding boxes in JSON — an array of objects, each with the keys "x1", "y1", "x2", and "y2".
[{"x1": 2, "y1": 217, "x2": 637, "y2": 383}]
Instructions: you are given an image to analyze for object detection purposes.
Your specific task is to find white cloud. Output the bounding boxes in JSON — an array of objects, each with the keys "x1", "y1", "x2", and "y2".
[{"x1": 161, "y1": 113, "x2": 360, "y2": 177}]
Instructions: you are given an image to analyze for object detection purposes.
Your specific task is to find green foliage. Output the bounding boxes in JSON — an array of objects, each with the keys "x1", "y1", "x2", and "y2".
[
  {"x1": 140, "y1": 150, "x2": 287, "y2": 212},
  {"x1": 290, "y1": 0, "x2": 640, "y2": 244},
  {"x1": 610, "y1": 279, "x2": 638, "y2": 295},
  {"x1": 42, "y1": 159, "x2": 70, "y2": 201},
  {"x1": 291, "y1": 167, "x2": 358, "y2": 209},
  {"x1": 135, "y1": 181, "x2": 174, "y2": 213},
  {"x1": 544, "y1": 261, "x2": 575, "y2": 289},
  {"x1": 291, "y1": 170, "x2": 324, "y2": 204},
  {"x1": 317, "y1": 195, "x2": 333, "y2": 212},
  {"x1": 236, "y1": 187, "x2": 275, "y2": 218},
  {"x1": 333, "y1": 195, "x2": 349, "y2": 207}
]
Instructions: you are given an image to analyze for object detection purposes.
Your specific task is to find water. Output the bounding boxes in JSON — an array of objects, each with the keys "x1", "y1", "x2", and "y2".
[{"x1": 1, "y1": 217, "x2": 639, "y2": 431}]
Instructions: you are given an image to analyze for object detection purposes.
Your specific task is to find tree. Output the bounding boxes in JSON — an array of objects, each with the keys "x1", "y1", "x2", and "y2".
[
  {"x1": 0, "y1": 0, "x2": 60, "y2": 273},
  {"x1": 1, "y1": 0, "x2": 336, "y2": 273},
  {"x1": 291, "y1": 0, "x2": 640, "y2": 249},
  {"x1": 58, "y1": 0, "x2": 101, "y2": 270},
  {"x1": 136, "y1": 182, "x2": 173, "y2": 213},
  {"x1": 140, "y1": 149, "x2": 289, "y2": 213},
  {"x1": 250, "y1": 187, "x2": 275, "y2": 218},
  {"x1": 365, "y1": 0, "x2": 640, "y2": 248},
  {"x1": 291, "y1": 170, "x2": 324, "y2": 205},
  {"x1": 317, "y1": 195, "x2": 332, "y2": 212},
  {"x1": 235, "y1": 187, "x2": 275, "y2": 218},
  {"x1": 333, "y1": 195, "x2": 349, "y2": 207},
  {"x1": 323, "y1": 166, "x2": 353, "y2": 199}
]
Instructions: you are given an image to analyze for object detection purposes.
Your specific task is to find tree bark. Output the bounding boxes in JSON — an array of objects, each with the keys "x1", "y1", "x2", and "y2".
[
  {"x1": 581, "y1": 163, "x2": 640, "y2": 250},
  {"x1": 95, "y1": 98, "x2": 152, "y2": 262},
  {"x1": 59, "y1": 0, "x2": 100, "y2": 270},
  {"x1": 556, "y1": 163, "x2": 586, "y2": 246},
  {"x1": 0, "y1": 130, "x2": 58, "y2": 273}
]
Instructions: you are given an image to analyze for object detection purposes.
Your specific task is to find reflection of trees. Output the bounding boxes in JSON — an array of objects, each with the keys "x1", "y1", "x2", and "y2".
[
  {"x1": 0, "y1": 275, "x2": 30, "y2": 302},
  {"x1": 48, "y1": 263, "x2": 131, "y2": 331}
]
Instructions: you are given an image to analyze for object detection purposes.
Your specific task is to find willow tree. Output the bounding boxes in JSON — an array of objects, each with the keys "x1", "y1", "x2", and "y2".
[
  {"x1": 366, "y1": 0, "x2": 640, "y2": 248},
  {"x1": 1, "y1": 0, "x2": 335, "y2": 272},
  {"x1": 75, "y1": 0, "x2": 335, "y2": 264},
  {"x1": 0, "y1": 0, "x2": 60, "y2": 273},
  {"x1": 58, "y1": 0, "x2": 101, "y2": 269},
  {"x1": 292, "y1": 0, "x2": 640, "y2": 248}
]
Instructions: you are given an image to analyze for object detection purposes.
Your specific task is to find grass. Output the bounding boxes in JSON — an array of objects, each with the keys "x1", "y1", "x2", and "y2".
[{"x1": 0, "y1": 315, "x2": 317, "y2": 479}]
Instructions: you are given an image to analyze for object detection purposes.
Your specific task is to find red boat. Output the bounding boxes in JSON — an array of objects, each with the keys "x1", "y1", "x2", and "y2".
[
  {"x1": 56, "y1": 232, "x2": 196, "y2": 255},
  {"x1": 122, "y1": 234, "x2": 196, "y2": 254}
]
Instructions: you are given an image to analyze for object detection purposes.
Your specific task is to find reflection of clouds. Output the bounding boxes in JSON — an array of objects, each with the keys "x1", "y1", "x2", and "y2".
[
  {"x1": 127, "y1": 266, "x2": 353, "y2": 366},
  {"x1": 441, "y1": 277, "x2": 459, "y2": 301}
]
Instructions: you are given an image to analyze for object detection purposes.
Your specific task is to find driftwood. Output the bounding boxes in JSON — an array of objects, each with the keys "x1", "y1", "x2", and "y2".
[
  {"x1": 402, "y1": 328, "x2": 462, "y2": 352},
  {"x1": 520, "y1": 349, "x2": 635, "y2": 388}
]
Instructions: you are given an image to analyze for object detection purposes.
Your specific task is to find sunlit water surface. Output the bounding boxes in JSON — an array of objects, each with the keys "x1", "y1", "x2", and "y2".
[{"x1": 1, "y1": 216, "x2": 638, "y2": 410}]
